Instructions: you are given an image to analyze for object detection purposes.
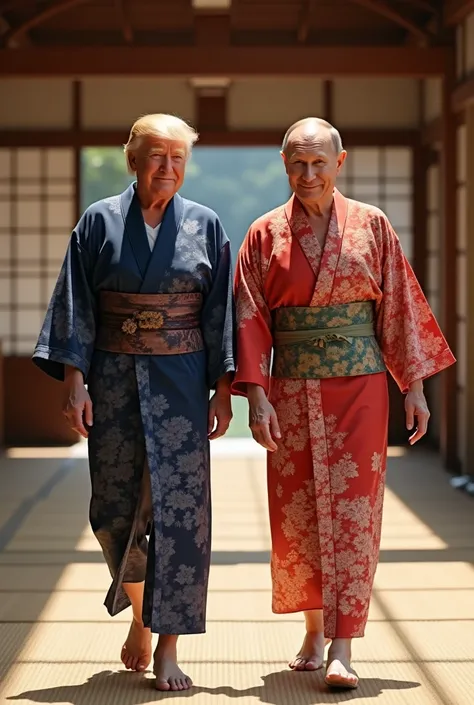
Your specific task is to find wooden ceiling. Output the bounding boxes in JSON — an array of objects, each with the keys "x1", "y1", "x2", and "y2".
[{"x1": 0, "y1": 0, "x2": 458, "y2": 50}]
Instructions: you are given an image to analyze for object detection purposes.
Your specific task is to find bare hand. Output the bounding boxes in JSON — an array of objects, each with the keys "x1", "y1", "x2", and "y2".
[
  {"x1": 405, "y1": 388, "x2": 430, "y2": 445},
  {"x1": 248, "y1": 386, "x2": 281, "y2": 452},
  {"x1": 63, "y1": 368, "x2": 93, "y2": 439},
  {"x1": 208, "y1": 392, "x2": 233, "y2": 440}
]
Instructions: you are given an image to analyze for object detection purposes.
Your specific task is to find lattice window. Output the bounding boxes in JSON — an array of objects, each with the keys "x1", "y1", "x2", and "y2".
[
  {"x1": 0, "y1": 148, "x2": 75, "y2": 355},
  {"x1": 337, "y1": 146, "x2": 413, "y2": 261}
]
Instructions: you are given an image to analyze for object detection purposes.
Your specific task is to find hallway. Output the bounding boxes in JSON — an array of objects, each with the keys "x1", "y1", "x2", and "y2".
[{"x1": 0, "y1": 441, "x2": 473, "y2": 705}]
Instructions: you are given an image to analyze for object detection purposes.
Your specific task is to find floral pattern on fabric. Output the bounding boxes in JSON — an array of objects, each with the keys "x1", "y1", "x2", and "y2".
[{"x1": 234, "y1": 189, "x2": 455, "y2": 638}]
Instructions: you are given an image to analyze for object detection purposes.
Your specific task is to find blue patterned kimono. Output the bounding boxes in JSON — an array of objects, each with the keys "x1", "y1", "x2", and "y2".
[{"x1": 33, "y1": 183, "x2": 235, "y2": 634}]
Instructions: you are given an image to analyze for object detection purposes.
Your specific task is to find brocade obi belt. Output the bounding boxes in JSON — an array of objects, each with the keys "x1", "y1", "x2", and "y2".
[
  {"x1": 272, "y1": 301, "x2": 386, "y2": 379},
  {"x1": 95, "y1": 291, "x2": 204, "y2": 355}
]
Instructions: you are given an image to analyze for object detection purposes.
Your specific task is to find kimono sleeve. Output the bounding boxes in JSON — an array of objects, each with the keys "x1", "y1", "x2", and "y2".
[
  {"x1": 201, "y1": 220, "x2": 236, "y2": 389},
  {"x1": 375, "y1": 213, "x2": 455, "y2": 393},
  {"x1": 32, "y1": 222, "x2": 97, "y2": 382},
  {"x1": 232, "y1": 226, "x2": 273, "y2": 397}
]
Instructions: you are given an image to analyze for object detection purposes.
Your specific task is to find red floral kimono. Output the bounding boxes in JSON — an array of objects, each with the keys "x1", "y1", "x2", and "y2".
[{"x1": 233, "y1": 189, "x2": 455, "y2": 638}]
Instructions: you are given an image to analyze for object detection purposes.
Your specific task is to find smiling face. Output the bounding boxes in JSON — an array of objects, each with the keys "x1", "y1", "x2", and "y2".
[
  {"x1": 128, "y1": 134, "x2": 187, "y2": 202},
  {"x1": 282, "y1": 125, "x2": 346, "y2": 208}
]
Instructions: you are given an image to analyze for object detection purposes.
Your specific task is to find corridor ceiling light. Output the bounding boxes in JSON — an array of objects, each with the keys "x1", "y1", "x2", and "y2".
[
  {"x1": 192, "y1": 0, "x2": 231, "y2": 8},
  {"x1": 190, "y1": 77, "x2": 231, "y2": 89}
]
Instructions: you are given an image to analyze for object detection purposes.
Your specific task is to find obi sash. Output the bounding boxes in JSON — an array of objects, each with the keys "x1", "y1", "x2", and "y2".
[
  {"x1": 95, "y1": 291, "x2": 204, "y2": 356},
  {"x1": 272, "y1": 301, "x2": 386, "y2": 379}
]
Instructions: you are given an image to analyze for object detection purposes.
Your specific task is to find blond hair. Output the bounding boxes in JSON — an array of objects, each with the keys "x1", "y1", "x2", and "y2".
[{"x1": 124, "y1": 113, "x2": 199, "y2": 173}]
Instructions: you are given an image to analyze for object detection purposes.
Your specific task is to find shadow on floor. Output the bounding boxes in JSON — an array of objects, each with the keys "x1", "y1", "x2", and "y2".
[
  {"x1": 8, "y1": 669, "x2": 421, "y2": 705},
  {"x1": 0, "y1": 458, "x2": 92, "y2": 680},
  {"x1": 385, "y1": 448, "x2": 474, "y2": 562}
]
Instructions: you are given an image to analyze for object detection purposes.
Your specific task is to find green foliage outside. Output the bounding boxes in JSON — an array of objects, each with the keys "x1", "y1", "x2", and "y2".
[{"x1": 81, "y1": 146, "x2": 289, "y2": 437}]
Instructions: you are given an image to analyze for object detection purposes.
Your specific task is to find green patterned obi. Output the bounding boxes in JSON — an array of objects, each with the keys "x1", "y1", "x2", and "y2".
[{"x1": 272, "y1": 301, "x2": 386, "y2": 380}]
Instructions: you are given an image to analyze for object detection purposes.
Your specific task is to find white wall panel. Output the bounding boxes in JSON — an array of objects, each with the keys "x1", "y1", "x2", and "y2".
[
  {"x1": 466, "y1": 13, "x2": 474, "y2": 74},
  {"x1": 424, "y1": 79, "x2": 442, "y2": 122},
  {"x1": 228, "y1": 78, "x2": 324, "y2": 129},
  {"x1": 333, "y1": 78, "x2": 419, "y2": 128},
  {"x1": 82, "y1": 78, "x2": 195, "y2": 128},
  {"x1": 0, "y1": 80, "x2": 73, "y2": 129}
]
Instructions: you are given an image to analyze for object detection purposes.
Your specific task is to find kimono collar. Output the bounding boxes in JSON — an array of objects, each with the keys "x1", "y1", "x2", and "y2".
[
  {"x1": 119, "y1": 182, "x2": 184, "y2": 291},
  {"x1": 283, "y1": 188, "x2": 347, "y2": 237},
  {"x1": 284, "y1": 188, "x2": 349, "y2": 307},
  {"x1": 119, "y1": 182, "x2": 184, "y2": 230}
]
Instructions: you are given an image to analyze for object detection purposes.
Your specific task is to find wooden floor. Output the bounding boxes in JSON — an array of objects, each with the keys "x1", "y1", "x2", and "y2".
[{"x1": 0, "y1": 440, "x2": 473, "y2": 705}]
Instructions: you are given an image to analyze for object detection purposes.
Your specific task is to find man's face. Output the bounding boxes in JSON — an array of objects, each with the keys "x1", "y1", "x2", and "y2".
[
  {"x1": 129, "y1": 135, "x2": 187, "y2": 200},
  {"x1": 282, "y1": 129, "x2": 346, "y2": 207}
]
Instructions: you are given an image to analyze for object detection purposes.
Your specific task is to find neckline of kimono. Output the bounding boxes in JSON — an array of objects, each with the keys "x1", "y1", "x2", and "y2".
[{"x1": 144, "y1": 223, "x2": 161, "y2": 233}]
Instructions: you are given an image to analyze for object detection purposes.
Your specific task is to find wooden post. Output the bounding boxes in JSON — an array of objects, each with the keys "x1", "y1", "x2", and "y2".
[
  {"x1": 464, "y1": 105, "x2": 474, "y2": 468},
  {"x1": 440, "y1": 50, "x2": 458, "y2": 469}
]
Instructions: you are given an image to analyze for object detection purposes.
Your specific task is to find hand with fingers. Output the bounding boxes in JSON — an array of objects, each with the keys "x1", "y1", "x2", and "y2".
[
  {"x1": 247, "y1": 383, "x2": 281, "y2": 452},
  {"x1": 63, "y1": 366, "x2": 93, "y2": 439},
  {"x1": 208, "y1": 391, "x2": 233, "y2": 440},
  {"x1": 405, "y1": 380, "x2": 430, "y2": 445}
]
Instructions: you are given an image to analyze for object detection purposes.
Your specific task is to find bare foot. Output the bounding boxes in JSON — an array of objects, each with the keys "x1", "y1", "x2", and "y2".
[
  {"x1": 154, "y1": 636, "x2": 192, "y2": 692},
  {"x1": 325, "y1": 658, "x2": 359, "y2": 689},
  {"x1": 121, "y1": 619, "x2": 152, "y2": 672},
  {"x1": 289, "y1": 632, "x2": 330, "y2": 671}
]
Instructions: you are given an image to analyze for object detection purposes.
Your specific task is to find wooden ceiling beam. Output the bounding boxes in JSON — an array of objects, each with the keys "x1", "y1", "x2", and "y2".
[
  {"x1": 194, "y1": 13, "x2": 230, "y2": 45},
  {"x1": 3, "y1": 0, "x2": 94, "y2": 48},
  {"x1": 409, "y1": 0, "x2": 438, "y2": 13},
  {"x1": 349, "y1": 0, "x2": 430, "y2": 44},
  {"x1": 297, "y1": 0, "x2": 316, "y2": 44},
  {"x1": 0, "y1": 128, "x2": 419, "y2": 148},
  {"x1": 0, "y1": 0, "x2": 36, "y2": 13},
  {"x1": 115, "y1": 0, "x2": 134, "y2": 44},
  {"x1": 0, "y1": 45, "x2": 448, "y2": 76},
  {"x1": 444, "y1": 0, "x2": 474, "y2": 25}
]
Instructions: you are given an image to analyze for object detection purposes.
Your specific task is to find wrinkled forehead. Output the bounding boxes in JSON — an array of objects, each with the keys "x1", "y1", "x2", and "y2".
[
  {"x1": 138, "y1": 135, "x2": 188, "y2": 155},
  {"x1": 286, "y1": 128, "x2": 335, "y2": 158}
]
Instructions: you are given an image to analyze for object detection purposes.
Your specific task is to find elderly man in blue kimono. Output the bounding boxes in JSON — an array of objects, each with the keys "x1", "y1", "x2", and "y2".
[{"x1": 33, "y1": 113, "x2": 235, "y2": 692}]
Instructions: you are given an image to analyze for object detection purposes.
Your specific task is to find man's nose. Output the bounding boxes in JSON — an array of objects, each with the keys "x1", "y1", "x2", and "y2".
[
  {"x1": 303, "y1": 165, "x2": 316, "y2": 181},
  {"x1": 159, "y1": 154, "x2": 173, "y2": 171}
]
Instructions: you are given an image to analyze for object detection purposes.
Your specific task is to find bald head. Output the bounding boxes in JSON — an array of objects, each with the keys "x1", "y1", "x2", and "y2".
[
  {"x1": 280, "y1": 117, "x2": 347, "y2": 208},
  {"x1": 281, "y1": 118, "x2": 343, "y2": 156}
]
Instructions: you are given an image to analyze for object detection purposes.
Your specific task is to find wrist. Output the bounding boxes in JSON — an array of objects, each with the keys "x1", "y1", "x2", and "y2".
[
  {"x1": 247, "y1": 383, "x2": 267, "y2": 402},
  {"x1": 408, "y1": 379, "x2": 423, "y2": 394},
  {"x1": 215, "y1": 372, "x2": 232, "y2": 397},
  {"x1": 64, "y1": 366, "x2": 84, "y2": 384}
]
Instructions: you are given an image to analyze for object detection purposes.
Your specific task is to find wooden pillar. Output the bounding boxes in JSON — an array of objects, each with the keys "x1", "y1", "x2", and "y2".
[
  {"x1": 193, "y1": 78, "x2": 229, "y2": 132},
  {"x1": 440, "y1": 51, "x2": 458, "y2": 469},
  {"x1": 464, "y1": 105, "x2": 474, "y2": 466},
  {"x1": 324, "y1": 80, "x2": 333, "y2": 124},
  {"x1": 72, "y1": 80, "x2": 82, "y2": 221},
  {"x1": 413, "y1": 134, "x2": 428, "y2": 291}
]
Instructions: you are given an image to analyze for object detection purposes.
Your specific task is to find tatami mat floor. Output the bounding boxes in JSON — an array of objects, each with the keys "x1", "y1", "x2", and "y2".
[{"x1": 0, "y1": 442, "x2": 473, "y2": 705}]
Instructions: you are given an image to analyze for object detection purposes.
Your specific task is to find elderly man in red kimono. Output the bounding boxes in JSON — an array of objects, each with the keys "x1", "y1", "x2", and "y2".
[{"x1": 233, "y1": 117, "x2": 455, "y2": 689}]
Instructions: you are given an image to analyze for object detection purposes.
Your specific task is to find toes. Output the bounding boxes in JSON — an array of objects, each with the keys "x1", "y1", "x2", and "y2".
[
  {"x1": 156, "y1": 679, "x2": 171, "y2": 692},
  {"x1": 185, "y1": 677, "x2": 193, "y2": 689},
  {"x1": 304, "y1": 660, "x2": 322, "y2": 671}
]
